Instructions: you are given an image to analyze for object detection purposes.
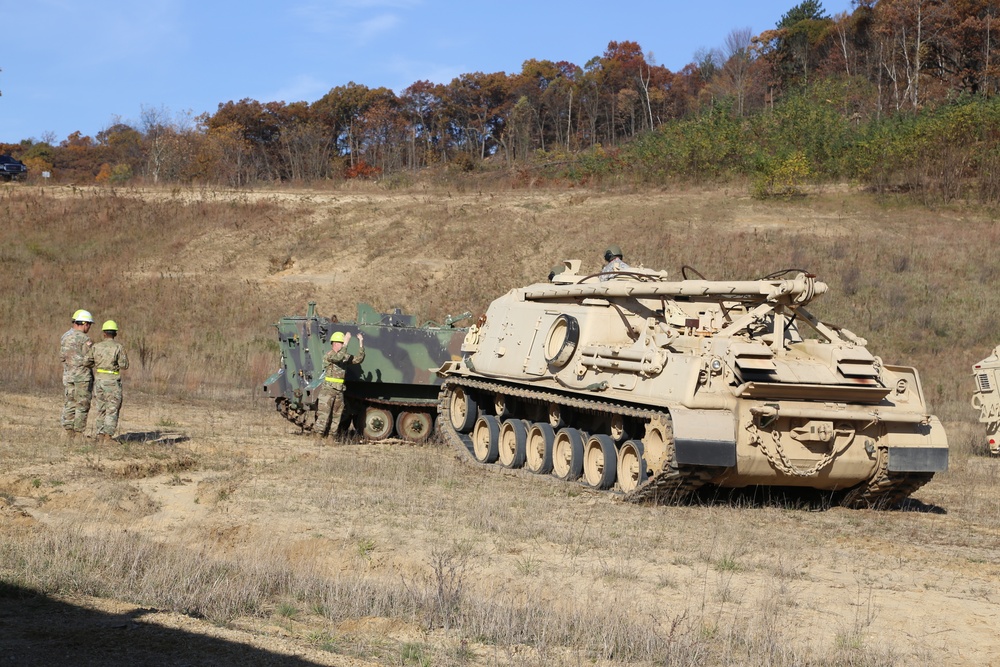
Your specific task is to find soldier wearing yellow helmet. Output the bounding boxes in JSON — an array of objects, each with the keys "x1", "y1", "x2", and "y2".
[
  {"x1": 87, "y1": 320, "x2": 130, "y2": 445},
  {"x1": 60, "y1": 308, "x2": 95, "y2": 439},
  {"x1": 315, "y1": 329, "x2": 365, "y2": 438}
]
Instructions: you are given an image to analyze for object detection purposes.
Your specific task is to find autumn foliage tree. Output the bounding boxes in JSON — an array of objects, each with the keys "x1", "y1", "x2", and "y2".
[{"x1": 8, "y1": 1, "x2": 1000, "y2": 190}]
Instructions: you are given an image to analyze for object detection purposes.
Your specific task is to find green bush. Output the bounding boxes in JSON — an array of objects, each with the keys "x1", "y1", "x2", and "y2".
[{"x1": 561, "y1": 79, "x2": 1000, "y2": 204}]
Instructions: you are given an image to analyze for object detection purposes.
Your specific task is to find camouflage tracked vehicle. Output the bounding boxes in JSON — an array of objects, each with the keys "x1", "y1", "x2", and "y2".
[
  {"x1": 971, "y1": 346, "x2": 1000, "y2": 455},
  {"x1": 437, "y1": 261, "x2": 948, "y2": 508},
  {"x1": 264, "y1": 302, "x2": 469, "y2": 441}
]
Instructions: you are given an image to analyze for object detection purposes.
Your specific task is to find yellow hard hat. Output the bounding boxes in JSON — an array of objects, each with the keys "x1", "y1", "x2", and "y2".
[
  {"x1": 330, "y1": 332, "x2": 346, "y2": 343},
  {"x1": 102, "y1": 320, "x2": 118, "y2": 332},
  {"x1": 72, "y1": 309, "x2": 94, "y2": 323}
]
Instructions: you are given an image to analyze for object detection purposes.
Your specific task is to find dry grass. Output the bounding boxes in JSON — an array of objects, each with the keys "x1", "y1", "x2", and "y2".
[
  {"x1": 1, "y1": 182, "x2": 997, "y2": 421},
  {"x1": 2, "y1": 391, "x2": 999, "y2": 665},
  {"x1": 2, "y1": 182, "x2": 1000, "y2": 665}
]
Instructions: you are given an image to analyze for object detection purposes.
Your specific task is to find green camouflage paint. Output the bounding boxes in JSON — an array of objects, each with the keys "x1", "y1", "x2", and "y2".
[{"x1": 264, "y1": 302, "x2": 469, "y2": 437}]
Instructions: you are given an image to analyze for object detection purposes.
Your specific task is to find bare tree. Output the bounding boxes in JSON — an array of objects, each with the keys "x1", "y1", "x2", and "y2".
[
  {"x1": 141, "y1": 105, "x2": 173, "y2": 184},
  {"x1": 714, "y1": 28, "x2": 755, "y2": 116},
  {"x1": 638, "y1": 51, "x2": 657, "y2": 130}
]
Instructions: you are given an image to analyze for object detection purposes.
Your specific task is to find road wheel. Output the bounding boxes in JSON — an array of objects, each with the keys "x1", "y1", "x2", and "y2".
[
  {"x1": 449, "y1": 386, "x2": 478, "y2": 433},
  {"x1": 617, "y1": 440, "x2": 648, "y2": 493},
  {"x1": 472, "y1": 415, "x2": 500, "y2": 463},
  {"x1": 396, "y1": 411, "x2": 433, "y2": 443},
  {"x1": 526, "y1": 423, "x2": 555, "y2": 474},
  {"x1": 583, "y1": 434, "x2": 617, "y2": 489},
  {"x1": 498, "y1": 419, "x2": 528, "y2": 468},
  {"x1": 362, "y1": 407, "x2": 394, "y2": 440},
  {"x1": 552, "y1": 428, "x2": 585, "y2": 481}
]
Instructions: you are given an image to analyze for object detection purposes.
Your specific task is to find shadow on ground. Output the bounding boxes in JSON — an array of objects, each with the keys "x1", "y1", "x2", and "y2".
[
  {"x1": 117, "y1": 431, "x2": 189, "y2": 446},
  {"x1": 0, "y1": 582, "x2": 325, "y2": 667},
  {"x1": 691, "y1": 485, "x2": 948, "y2": 514}
]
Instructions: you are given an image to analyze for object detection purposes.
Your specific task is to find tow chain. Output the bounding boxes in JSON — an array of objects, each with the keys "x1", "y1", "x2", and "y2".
[
  {"x1": 746, "y1": 419, "x2": 931, "y2": 508},
  {"x1": 747, "y1": 421, "x2": 844, "y2": 478}
]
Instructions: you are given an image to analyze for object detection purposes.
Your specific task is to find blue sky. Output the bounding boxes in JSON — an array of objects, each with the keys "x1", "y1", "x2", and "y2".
[{"x1": 0, "y1": 0, "x2": 855, "y2": 144}]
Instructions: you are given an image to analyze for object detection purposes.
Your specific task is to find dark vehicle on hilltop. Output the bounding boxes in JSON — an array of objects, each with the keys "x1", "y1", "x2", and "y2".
[{"x1": 0, "y1": 155, "x2": 28, "y2": 180}]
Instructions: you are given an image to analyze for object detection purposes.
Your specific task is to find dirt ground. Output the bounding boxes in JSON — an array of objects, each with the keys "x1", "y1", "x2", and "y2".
[
  {"x1": 3, "y1": 184, "x2": 1000, "y2": 665},
  {"x1": 2, "y1": 389, "x2": 999, "y2": 666}
]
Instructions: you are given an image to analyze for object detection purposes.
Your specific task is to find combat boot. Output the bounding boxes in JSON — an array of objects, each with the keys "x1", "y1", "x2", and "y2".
[{"x1": 61, "y1": 429, "x2": 75, "y2": 443}]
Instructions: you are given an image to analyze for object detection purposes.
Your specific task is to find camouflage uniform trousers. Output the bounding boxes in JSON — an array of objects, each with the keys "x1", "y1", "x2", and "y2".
[
  {"x1": 93, "y1": 377, "x2": 124, "y2": 436},
  {"x1": 62, "y1": 378, "x2": 93, "y2": 433},
  {"x1": 315, "y1": 382, "x2": 347, "y2": 437}
]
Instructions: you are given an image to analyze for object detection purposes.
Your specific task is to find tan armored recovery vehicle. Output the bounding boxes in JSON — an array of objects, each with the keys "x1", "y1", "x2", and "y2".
[
  {"x1": 437, "y1": 261, "x2": 948, "y2": 508},
  {"x1": 971, "y1": 346, "x2": 1000, "y2": 455}
]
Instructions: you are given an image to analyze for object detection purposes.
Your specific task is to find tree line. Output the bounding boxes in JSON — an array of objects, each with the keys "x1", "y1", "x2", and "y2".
[{"x1": 3, "y1": 0, "x2": 999, "y2": 188}]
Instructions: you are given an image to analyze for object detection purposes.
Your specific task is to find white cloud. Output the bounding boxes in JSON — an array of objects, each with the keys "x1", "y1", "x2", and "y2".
[
  {"x1": 260, "y1": 74, "x2": 331, "y2": 104},
  {"x1": 355, "y1": 13, "x2": 401, "y2": 44},
  {"x1": 290, "y1": 0, "x2": 415, "y2": 40}
]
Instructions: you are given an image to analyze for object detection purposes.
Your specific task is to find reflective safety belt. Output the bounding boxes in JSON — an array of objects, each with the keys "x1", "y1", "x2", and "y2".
[
  {"x1": 324, "y1": 377, "x2": 345, "y2": 383},
  {"x1": 96, "y1": 369, "x2": 120, "y2": 375}
]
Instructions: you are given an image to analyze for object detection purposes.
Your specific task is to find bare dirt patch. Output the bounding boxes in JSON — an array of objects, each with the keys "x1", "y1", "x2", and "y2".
[{"x1": 2, "y1": 391, "x2": 999, "y2": 666}]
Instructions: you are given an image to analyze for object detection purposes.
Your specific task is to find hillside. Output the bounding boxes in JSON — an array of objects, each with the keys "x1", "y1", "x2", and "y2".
[
  {"x1": 1, "y1": 181, "x2": 994, "y2": 419},
  {"x1": 1, "y1": 182, "x2": 999, "y2": 666}
]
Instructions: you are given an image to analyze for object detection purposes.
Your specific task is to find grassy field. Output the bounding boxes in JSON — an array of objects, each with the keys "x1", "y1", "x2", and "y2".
[{"x1": 1, "y1": 182, "x2": 999, "y2": 666}]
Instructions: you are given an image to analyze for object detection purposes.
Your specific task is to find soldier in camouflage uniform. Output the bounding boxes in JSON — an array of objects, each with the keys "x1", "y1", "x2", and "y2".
[
  {"x1": 87, "y1": 320, "x2": 129, "y2": 444},
  {"x1": 600, "y1": 245, "x2": 630, "y2": 281},
  {"x1": 60, "y1": 309, "x2": 95, "y2": 439},
  {"x1": 316, "y1": 330, "x2": 365, "y2": 437}
]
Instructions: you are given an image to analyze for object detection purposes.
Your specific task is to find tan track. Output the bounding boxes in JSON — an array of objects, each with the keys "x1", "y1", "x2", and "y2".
[{"x1": 437, "y1": 377, "x2": 718, "y2": 504}]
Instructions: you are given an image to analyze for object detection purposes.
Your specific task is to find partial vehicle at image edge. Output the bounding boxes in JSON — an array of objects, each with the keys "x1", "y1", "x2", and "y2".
[
  {"x1": 971, "y1": 346, "x2": 1000, "y2": 455},
  {"x1": 0, "y1": 154, "x2": 28, "y2": 180}
]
